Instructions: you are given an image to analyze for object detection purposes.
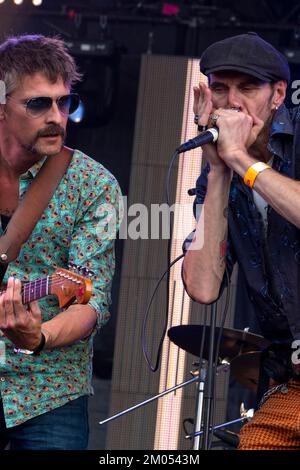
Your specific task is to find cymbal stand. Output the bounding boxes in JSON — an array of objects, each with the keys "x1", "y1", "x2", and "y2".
[
  {"x1": 200, "y1": 301, "x2": 218, "y2": 450},
  {"x1": 191, "y1": 359, "x2": 230, "y2": 449},
  {"x1": 100, "y1": 362, "x2": 229, "y2": 433},
  {"x1": 186, "y1": 405, "x2": 254, "y2": 440},
  {"x1": 99, "y1": 375, "x2": 200, "y2": 426},
  {"x1": 191, "y1": 362, "x2": 206, "y2": 450}
]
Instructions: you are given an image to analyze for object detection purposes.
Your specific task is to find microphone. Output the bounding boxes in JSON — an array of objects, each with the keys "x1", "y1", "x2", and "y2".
[{"x1": 176, "y1": 127, "x2": 218, "y2": 154}]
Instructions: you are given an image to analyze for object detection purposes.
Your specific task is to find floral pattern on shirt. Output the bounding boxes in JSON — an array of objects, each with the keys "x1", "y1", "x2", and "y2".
[{"x1": 0, "y1": 149, "x2": 121, "y2": 428}]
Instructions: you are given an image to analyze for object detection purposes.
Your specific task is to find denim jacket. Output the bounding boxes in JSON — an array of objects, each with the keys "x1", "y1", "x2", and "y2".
[{"x1": 186, "y1": 104, "x2": 300, "y2": 343}]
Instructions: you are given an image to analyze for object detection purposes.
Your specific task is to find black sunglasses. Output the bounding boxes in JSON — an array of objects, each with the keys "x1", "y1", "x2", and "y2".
[{"x1": 7, "y1": 93, "x2": 80, "y2": 118}]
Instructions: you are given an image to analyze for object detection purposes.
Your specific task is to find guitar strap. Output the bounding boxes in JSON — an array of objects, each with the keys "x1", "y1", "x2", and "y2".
[
  {"x1": 0, "y1": 147, "x2": 73, "y2": 283},
  {"x1": 0, "y1": 215, "x2": 11, "y2": 284}
]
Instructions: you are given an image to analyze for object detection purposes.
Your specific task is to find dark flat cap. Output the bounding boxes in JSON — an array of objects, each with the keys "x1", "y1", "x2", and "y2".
[{"x1": 200, "y1": 32, "x2": 290, "y2": 83}]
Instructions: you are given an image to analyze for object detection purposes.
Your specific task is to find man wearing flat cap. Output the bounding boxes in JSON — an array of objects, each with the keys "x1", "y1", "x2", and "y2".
[{"x1": 182, "y1": 32, "x2": 300, "y2": 450}]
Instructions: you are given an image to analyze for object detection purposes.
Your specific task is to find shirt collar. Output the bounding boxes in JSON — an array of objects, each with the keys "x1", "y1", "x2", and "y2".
[
  {"x1": 20, "y1": 156, "x2": 47, "y2": 180},
  {"x1": 270, "y1": 104, "x2": 294, "y2": 138},
  {"x1": 267, "y1": 104, "x2": 294, "y2": 161}
]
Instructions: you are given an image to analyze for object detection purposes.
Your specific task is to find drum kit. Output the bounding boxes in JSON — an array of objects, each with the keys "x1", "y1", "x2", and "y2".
[
  {"x1": 100, "y1": 323, "x2": 270, "y2": 450},
  {"x1": 168, "y1": 324, "x2": 270, "y2": 394},
  {"x1": 168, "y1": 324, "x2": 271, "y2": 448}
]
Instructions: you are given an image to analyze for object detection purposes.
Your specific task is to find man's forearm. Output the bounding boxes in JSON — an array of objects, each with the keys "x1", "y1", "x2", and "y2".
[
  {"x1": 41, "y1": 304, "x2": 97, "y2": 349},
  {"x1": 227, "y1": 149, "x2": 300, "y2": 229},
  {"x1": 182, "y1": 166, "x2": 232, "y2": 303}
]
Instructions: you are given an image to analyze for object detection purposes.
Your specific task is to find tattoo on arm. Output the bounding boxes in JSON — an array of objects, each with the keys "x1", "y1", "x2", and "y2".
[
  {"x1": 219, "y1": 238, "x2": 227, "y2": 269},
  {"x1": 220, "y1": 239, "x2": 227, "y2": 259},
  {"x1": 220, "y1": 208, "x2": 228, "y2": 267}
]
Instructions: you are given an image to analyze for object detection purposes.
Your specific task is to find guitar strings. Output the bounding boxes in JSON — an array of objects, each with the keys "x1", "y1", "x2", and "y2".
[{"x1": 0, "y1": 275, "x2": 87, "y2": 298}]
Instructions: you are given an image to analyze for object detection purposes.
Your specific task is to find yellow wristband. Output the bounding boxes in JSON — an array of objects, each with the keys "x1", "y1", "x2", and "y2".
[{"x1": 243, "y1": 162, "x2": 271, "y2": 188}]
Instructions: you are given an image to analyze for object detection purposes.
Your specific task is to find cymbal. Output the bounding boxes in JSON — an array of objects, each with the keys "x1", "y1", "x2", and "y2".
[
  {"x1": 168, "y1": 325, "x2": 270, "y2": 361},
  {"x1": 230, "y1": 351, "x2": 280, "y2": 392},
  {"x1": 230, "y1": 351, "x2": 261, "y2": 392}
]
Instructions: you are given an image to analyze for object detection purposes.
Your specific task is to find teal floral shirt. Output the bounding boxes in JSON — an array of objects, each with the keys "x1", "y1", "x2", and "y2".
[{"x1": 0, "y1": 149, "x2": 121, "y2": 428}]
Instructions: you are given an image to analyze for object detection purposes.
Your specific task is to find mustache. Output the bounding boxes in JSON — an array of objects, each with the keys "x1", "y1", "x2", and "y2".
[{"x1": 37, "y1": 125, "x2": 65, "y2": 138}]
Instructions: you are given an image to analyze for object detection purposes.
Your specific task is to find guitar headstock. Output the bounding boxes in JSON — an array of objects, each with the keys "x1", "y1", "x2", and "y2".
[
  {"x1": 68, "y1": 262, "x2": 95, "y2": 278},
  {"x1": 51, "y1": 267, "x2": 93, "y2": 308}
]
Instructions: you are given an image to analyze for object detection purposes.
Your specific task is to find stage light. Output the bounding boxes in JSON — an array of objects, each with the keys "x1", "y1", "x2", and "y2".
[
  {"x1": 13, "y1": 0, "x2": 23, "y2": 4},
  {"x1": 32, "y1": 0, "x2": 43, "y2": 5},
  {"x1": 69, "y1": 100, "x2": 85, "y2": 124},
  {"x1": 0, "y1": 0, "x2": 5, "y2": 4},
  {"x1": 161, "y1": 3, "x2": 180, "y2": 16}
]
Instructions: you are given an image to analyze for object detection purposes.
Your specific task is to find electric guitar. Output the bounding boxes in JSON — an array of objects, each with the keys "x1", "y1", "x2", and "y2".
[{"x1": 0, "y1": 265, "x2": 93, "y2": 308}]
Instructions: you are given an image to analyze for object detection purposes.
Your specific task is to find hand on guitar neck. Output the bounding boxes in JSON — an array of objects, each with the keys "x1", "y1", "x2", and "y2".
[{"x1": 0, "y1": 267, "x2": 92, "y2": 352}]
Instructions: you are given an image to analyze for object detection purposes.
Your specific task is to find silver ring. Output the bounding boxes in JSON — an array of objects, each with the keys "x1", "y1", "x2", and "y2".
[
  {"x1": 198, "y1": 125, "x2": 208, "y2": 132},
  {"x1": 210, "y1": 113, "x2": 219, "y2": 124},
  {"x1": 194, "y1": 114, "x2": 199, "y2": 124},
  {"x1": 229, "y1": 107, "x2": 241, "y2": 112}
]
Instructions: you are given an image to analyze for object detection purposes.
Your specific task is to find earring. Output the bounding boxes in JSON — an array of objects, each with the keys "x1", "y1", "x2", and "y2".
[{"x1": 275, "y1": 105, "x2": 279, "y2": 110}]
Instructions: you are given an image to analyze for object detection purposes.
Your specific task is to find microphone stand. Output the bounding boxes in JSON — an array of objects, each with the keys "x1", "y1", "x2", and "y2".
[
  {"x1": 99, "y1": 304, "x2": 221, "y2": 451},
  {"x1": 100, "y1": 304, "x2": 223, "y2": 449},
  {"x1": 200, "y1": 302, "x2": 218, "y2": 450},
  {"x1": 100, "y1": 361, "x2": 230, "y2": 449},
  {"x1": 192, "y1": 364, "x2": 206, "y2": 450}
]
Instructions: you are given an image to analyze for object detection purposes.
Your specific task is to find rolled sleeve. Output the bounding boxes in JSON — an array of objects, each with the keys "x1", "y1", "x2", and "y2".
[
  {"x1": 182, "y1": 162, "x2": 237, "y2": 298},
  {"x1": 69, "y1": 170, "x2": 122, "y2": 330},
  {"x1": 182, "y1": 163, "x2": 210, "y2": 253}
]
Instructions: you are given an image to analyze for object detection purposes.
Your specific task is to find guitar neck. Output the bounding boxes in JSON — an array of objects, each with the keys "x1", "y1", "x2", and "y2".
[
  {"x1": 0, "y1": 267, "x2": 92, "y2": 308},
  {"x1": 21, "y1": 276, "x2": 52, "y2": 304},
  {"x1": 0, "y1": 276, "x2": 52, "y2": 304}
]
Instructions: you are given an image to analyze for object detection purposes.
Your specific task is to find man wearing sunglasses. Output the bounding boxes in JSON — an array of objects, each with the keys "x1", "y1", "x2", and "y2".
[{"x1": 0, "y1": 34, "x2": 121, "y2": 449}]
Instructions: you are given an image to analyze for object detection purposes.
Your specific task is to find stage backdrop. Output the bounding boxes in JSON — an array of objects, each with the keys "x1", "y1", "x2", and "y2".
[{"x1": 106, "y1": 54, "x2": 238, "y2": 450}]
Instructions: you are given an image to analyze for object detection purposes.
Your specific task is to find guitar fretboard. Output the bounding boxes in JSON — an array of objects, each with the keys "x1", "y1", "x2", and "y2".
[
  {"x1": 22, "y1": 277, "x2": 51, "y2": 303},
  {"x1": 0, "y1": 267, "x2": 91, "y2": 308},
  {"x1": 0, "y1": 276, "x2": 51, "y2": 304}
]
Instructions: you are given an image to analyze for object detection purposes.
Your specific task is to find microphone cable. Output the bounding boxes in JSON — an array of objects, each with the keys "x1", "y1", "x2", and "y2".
[
  {"x1": 207, "y1": 267, "x2": 231, "y2": 449},
  {"x1": 141, "y1": 253, "x2": 184, "y2": 372},
  {"x1": 142, "y1": 149, "x2": 181, "y2": 372},
  {"x1": 142, "y1": 145, "x2": 232, "y2": 390}
]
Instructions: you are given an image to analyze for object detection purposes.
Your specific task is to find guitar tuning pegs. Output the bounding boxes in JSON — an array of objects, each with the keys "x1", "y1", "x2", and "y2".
[
  {"x1": 68, "y1": 263, "x2": 84, "y2": 274},
  {"x1": 83, "y1": 267, "x2": 95, "y2": 278},
  {"x1": 67, "y1": 263, "x2": 95, "y2": 278},
  {"x1": 87, "y1": 271, "x2": 95, "y2": 278},
  {"x1": 68, "y1": 262, "x2": 77, "y2": 272}
]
